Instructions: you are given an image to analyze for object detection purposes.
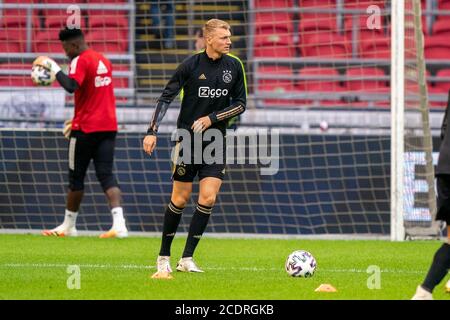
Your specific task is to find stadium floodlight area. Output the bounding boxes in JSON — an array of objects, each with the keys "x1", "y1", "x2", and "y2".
[{"x1": 0, "y1": 0, "x2": 447, "y2": 240}]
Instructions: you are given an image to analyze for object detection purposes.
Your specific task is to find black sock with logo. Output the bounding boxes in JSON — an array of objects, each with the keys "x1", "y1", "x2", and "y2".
[
  {"x1": 182, "y1": 203, "x2": 212, "y2": 258},
  {"x1": 159, "y1": 201, "x2": 184, "y2": 256}
]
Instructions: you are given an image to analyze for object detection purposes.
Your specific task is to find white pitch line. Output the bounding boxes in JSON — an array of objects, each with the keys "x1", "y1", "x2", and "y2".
[
  {"x1": 0, "y1": 263, "x2": 424, "y2": 274},
  {"x1": 2, "y1": 263, "x2": 154, "y2": 270}
]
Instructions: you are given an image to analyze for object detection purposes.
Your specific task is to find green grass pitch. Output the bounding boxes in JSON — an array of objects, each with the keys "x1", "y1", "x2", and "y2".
[{"x1": 0, "y1": 234, "x2": 448, "y2": 300}]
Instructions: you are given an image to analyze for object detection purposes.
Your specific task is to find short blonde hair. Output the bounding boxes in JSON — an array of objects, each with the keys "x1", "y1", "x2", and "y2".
[{"x1": 202, "y1": 19, "x2": 231, "y2": 38}]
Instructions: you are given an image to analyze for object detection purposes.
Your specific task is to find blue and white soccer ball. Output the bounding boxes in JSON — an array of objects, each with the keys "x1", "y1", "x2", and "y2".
[
  {"x1": 31, "y1": 64, "x2": 55, "y2": 86},
  {"x1": 285, "y1": 250, "x2": 317, "y2": 277}
]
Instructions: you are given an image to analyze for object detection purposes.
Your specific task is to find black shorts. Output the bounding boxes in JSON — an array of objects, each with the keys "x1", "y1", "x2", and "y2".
[
  {"x1": 436, "y1": 174, "x2": 450, "y2": 224},
  {"x1": 171, "y1": 138, "x2": 226, "y2": 182},
  {"x1": 68, "y1": 130, "x2": 118, "y2": 191}
]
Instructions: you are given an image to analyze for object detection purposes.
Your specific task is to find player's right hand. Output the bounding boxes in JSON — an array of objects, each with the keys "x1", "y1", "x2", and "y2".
[
  {"x1": 32, "y1": 56, "x2": 61, "y2": 74},
  {"x1": 143, "y1": 135, "x2": 157, "y2": 156}
]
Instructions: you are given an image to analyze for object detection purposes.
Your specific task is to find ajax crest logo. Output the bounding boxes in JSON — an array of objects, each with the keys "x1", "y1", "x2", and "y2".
[
  {"x1": 222, "y1": 70, "x2": 232, "y2": 83},
  {"x1": 177, "y1": 166, "x2": 186, "y2": 176}
]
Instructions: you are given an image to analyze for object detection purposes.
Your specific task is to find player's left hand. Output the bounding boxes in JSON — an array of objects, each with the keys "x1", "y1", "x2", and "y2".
[
  {"x1": 191, "y1": 116, "x2": 212, "y2": 133},
  {"x1": 143, "y1": 134, "x2": 157, "y2": 156},
  {"x1": 63, "y1": 119, "x2": 72, "y2": 139}
]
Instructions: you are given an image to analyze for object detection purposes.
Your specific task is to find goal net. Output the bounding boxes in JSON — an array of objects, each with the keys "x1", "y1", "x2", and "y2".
[{"x1": 0, "y1": 0, "x2": 447, "y2": 239}]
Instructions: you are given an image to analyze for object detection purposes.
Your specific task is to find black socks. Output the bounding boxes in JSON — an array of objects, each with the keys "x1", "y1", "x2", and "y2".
[{"x1": 182, "y1": 203, "x2": 212, "y2": 258}]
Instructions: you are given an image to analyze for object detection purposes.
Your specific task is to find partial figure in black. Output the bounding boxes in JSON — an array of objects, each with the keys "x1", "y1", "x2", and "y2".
[
  {"x1": 412, "y1": 91, "x2": 450, "y2": 299},
  {"x1": 143, "y1": 19, "x2": 247, "y2": 279}
]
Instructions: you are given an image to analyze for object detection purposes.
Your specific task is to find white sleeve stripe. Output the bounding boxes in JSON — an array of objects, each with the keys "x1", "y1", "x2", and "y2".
[
  {"x1": 69, "y1": 137, "x2": 76, "y2": 170},
  {"x1": 69, "y1": 56, "x2": 80, "y2": 75}
]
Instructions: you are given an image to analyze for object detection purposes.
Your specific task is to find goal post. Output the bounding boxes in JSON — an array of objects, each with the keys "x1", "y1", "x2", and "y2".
[
  {"x1": 410, "y1": 0, "x2": 439, "y2": 238},
  {"x1": 392, "y1": 0, "x2": 442, "y2": 240},
  {"x1": 390, "y1": 0, "x2": 405, "y2": 241}
]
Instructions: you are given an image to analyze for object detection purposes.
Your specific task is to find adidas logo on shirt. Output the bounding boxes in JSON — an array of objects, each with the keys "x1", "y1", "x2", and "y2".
[
  {"x1": 198, "y1": 73, "x2": 206, "y2": 80},
  {"x1": 97, "y1": 60, "x2": 108, "y2": 74}
]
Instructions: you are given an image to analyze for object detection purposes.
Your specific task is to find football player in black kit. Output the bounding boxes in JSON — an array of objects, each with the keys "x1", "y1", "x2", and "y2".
[
  {"x1": 143, "y1": 19, "x2": 247, "y2": 279},
  {"x1": 412, "y1": 91, "x2": 450, "y2": 299}
]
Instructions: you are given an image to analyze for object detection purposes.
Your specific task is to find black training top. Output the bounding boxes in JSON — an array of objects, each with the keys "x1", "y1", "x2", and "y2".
[
  {"x1": 436, "y1": 91, "x2": 450, "y2": 175},
  {"x1": 147, "y1": 50, "x2": 247, "y2": 135}
]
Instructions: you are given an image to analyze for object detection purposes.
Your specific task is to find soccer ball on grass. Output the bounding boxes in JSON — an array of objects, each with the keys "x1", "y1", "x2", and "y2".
[{"x1": 285, "y1": 250, "x2": 317, "y2": 277}]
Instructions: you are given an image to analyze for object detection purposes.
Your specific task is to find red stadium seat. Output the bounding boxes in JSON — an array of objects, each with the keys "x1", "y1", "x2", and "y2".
[
  {"x1": 254, "y1": 46, "x2": 296, "y2": 58},
  {"x1": 87, "y1": 0, "x2": 127, "y2": 2},
  {"x1": 254, "y1": 30, "x2": 296, "y2": 57},
  {"x1": 351, "y1": 7, "x2": 386, "y2": 55},
  {"x1": 299, "y1": 16, "x2": 337, "y2": 44},
  {"x1": 40, "y1": 0, "x2": 87, "y2": 29},
  {"x1": 0, "y1": 63, "x2": 30, "y2": 69},
  {"x1": 1, "y1": 1, "x2": 40, "y2": 53},
  {"x1": 86, "y1": 14, "x2": 129, "y2": 45},
  {"x1": 0, "y1": 40, "x2": 22, "y2": 52},
  {"x1": 299, "y1": 0, "x2": 336, "y2": 4},
  {"x1": 0, "y1": 63, "x2": 34, "y2": 87},
  {"x1": 2, "y1": 0, "x2": 37, "y2": 19},
  {"x1": 299, "y1": 33, "x2": 350, "y2": 58},
  {"x1": 0, "y1": 15, "x2": 40, "y2": 52},
  {"x1": 85, "y1": 28, "x2": 128, "y2": 53},
  {"x1": 344, "y1": 67, "x2": 388, "y2": 93},
  {"x1": 428, "y1": 85, "x2": 448, "y2": 109},
  {"x1": 0, "y1": 12, "x2": 40, "y2": 29},
  {"x1": 257, "y1": 65, "x2": 294, "y2": 87},
  {"x1": 344, "y1": 15, "x2": 386, "y2": 44},
  {"x1": 255, "y1": 13, "x2": 293, "y2": 33},
  {"x1": 299, "y1": 0, "x2": 336, "y2": 7},
  {"x1": 256, "y1": 65, "x2": 298, "y2": 106},
  {"x1": 112, "y1": 64, "x2": 131, "y2": 103},
  {"x1": 0, "y1": 28, "x2": 26, "y2": 51},
  {"x1": 86, "y1": 8, "x2": 129, "y2": 45},
  {"x1": 434, "y1": 69, "x2": 450, "y2": 93},
  {"x1": 299, "y1": 0, "x2": 336, "y2": 25},
  {"x1": 44, "y1": 15, "x2": 86, "y2": 30},
  {"x1": 86, "y1": 0, "x2": 129, "y2": 35},
  {"x1": 113, "y1": 64, "x2": 131, "y2": 88},
  {"x1": 425, "y1": 36, "x2": 450, "y2": 60},
  {"x1": 344, "y1": 0, "x2": 385, "y2": 9},
  {"x1": 296, "y1": 67, "x2": 343, "y2": 106},
  {"x1": 432, "y1": 18, "x2": 450, "y2": 37},
  {"x1": 298, "y1": 0, "x2": 336, "y2": 15},
  {"x1": 254, "y1": 0, "x2": 294, "y2": 7},
  {"x1": 359, "y1": 36, "x2": 390, "y2": 59},
  {"x1": 41, "y1": 0, "x2": 86, "y2": 17},
  {"x1": 0, "y1": 76, "x2": 34, "y2": 87},
  {"x1": 88, "y1": 14, "x2": 128, "y2": 29},
  {"x1": 299, "y1": 16, "x2": 336, "y2": 33},
  {"x1": 3, "y1": 0, "x2": 36, "y2": 4},
  {"x1": 438, "y1": 0, "x2": 450, "y2": 10},
  {"x1": 297, "y1": 67, "x2": 341, "y2": 91},
  {"x1": 33, "y1": 29, "x2": 63, "y2": 53}
]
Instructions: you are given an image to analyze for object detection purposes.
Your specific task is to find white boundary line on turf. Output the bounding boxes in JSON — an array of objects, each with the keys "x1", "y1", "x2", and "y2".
[
  {"x1": 0, "y1": 262, "x2": 425, "y2": 274},
  {"x1": 0, "y1": 228, "x2": 391, "y2": 240}
]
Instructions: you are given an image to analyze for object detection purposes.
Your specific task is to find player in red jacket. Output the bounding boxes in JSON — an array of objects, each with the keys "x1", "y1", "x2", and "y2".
[{"x1": 37, "y1": 27, "x2": 128, "y2": 238}]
